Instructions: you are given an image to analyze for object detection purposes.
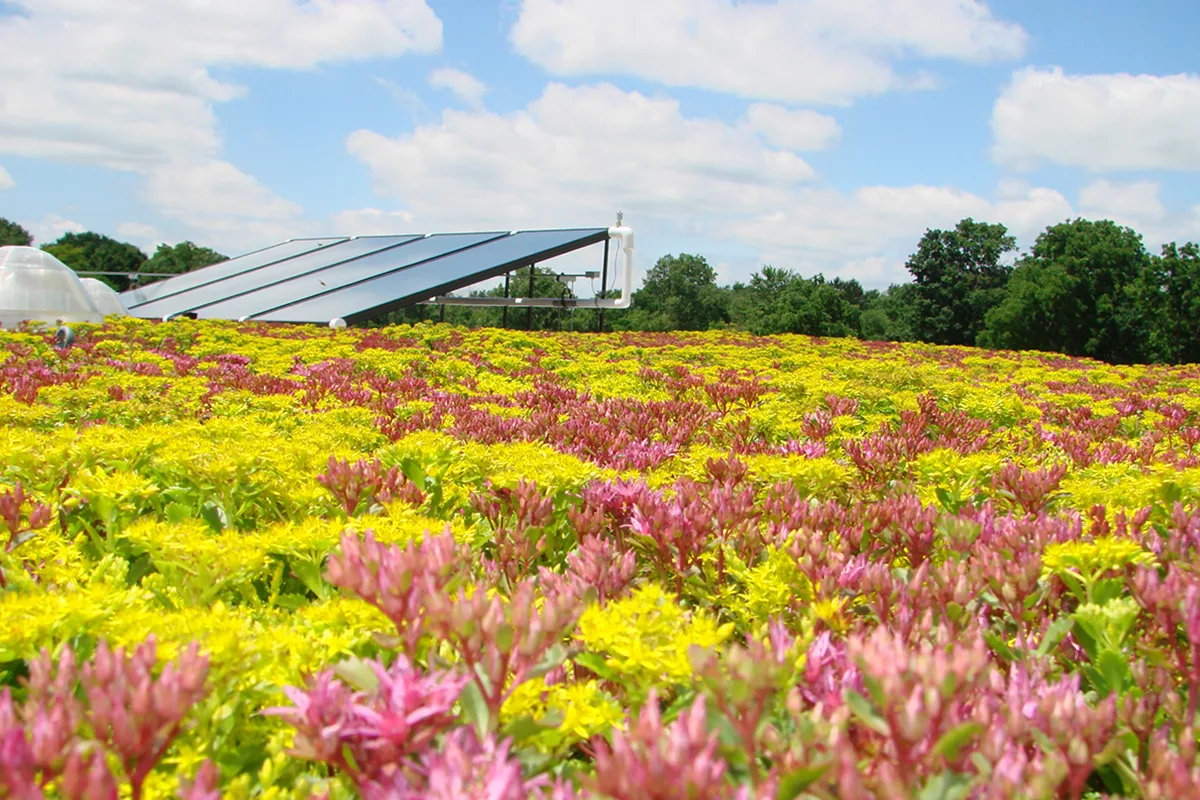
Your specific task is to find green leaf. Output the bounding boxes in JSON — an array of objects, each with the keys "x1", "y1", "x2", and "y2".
[
  {"x1": 918, "y1": 771, "x2": 974, "y2": 800},
  {"x1": 1037, "y1": 616, "x2": 1075, "y2": 658},
  {"x1": 494, "y1": 623, "x2": 515, "y2": 653},
  {"x1": 1092, "y1": 578, "x2": 1127, "y2": 607},
  {"x1": 572, "y1": 651, "x2": 618, "y2": 681},
  {"x1": 844, "y1": 690, "x2": 889, "y2": 736},
  {"x1": 290, "y1": 560, "x2": 328, "y2": 598},
  {"x1": 333, "y1": 657, "x2": 380, "y2": 693},
  {"x1": 983, "y1": 630, "x2": 1018, "y2": 663},
  {"x1": 502, "y1": 709, "x2": 564, "y2": 744},
  {"x1": 776, "y1": 763, "x2": 831, "y2": 800},
  {"x1": 526, "y1": 644, "x2": 568, "y2": 681},
  {"x1": 458, "y1": 680, "x2": 490, "y2": 737},
  {"x1": 859, "y1": 671, "x2": 888, "y2": 709},
  {"x1": 931, "y1": 721, "x2": 984, "y2": 762},
  {"x1": 1097, "y1": 649, "x2": 1129, "y2": 696},
  {"x1": 199, "y1": 502, "x2": 227, "y2": 533},
  {"x1": 164, "y1": 502, "x2": 192, "y2": 525}
]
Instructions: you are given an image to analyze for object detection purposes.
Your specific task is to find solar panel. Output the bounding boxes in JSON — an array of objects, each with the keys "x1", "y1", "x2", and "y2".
[
  {"x1": 122, "y1": 237, "x2": 347, "y2": 309},
  {"x1": 253, "y1": 228, "x2": 609, "y2": 324},
  {"x1": 130, "y1": 235, "x2": 418, "y2": 320},
  {"x1": 194, "y1": 232, "x2": 505, "y2": 321}
]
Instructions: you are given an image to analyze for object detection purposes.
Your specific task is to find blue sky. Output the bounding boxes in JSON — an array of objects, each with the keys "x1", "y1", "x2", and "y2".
[{"x1": 1, "y1": 0, "x2": 1197, "y2": 289}]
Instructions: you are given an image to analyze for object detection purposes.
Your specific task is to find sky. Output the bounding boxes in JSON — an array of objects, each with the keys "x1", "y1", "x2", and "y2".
[{"x1": 0, "y1": 0, "x2": 1198, "y2": 290}]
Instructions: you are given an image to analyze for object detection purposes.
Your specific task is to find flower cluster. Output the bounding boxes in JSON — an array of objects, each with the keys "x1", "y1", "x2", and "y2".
[{"x1": 2, "y1": 317, "x2": 1200, "y2": 797}]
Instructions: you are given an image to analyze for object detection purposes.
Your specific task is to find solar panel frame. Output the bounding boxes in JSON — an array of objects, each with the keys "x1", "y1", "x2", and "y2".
[
  {"x1": 252, "y1": 227, "x2": 610, "y2": 324},
  {"x1": 127, "y1": 235, "x2": 429, "y2": 321},
  {"x1": 121, "y1": 237, "x2": 349, "y2": 310},
  {"x1": 190, "y1": 232, "x2": 509, "y2": 322}
]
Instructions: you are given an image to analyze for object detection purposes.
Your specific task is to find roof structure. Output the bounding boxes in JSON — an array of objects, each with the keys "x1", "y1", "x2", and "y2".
[{"x1": 120, "y1": 228, "x2": 613, "y2": 325}]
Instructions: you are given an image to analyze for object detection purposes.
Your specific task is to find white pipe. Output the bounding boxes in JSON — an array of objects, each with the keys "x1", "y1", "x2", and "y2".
[{"x1": 590, "y1": 225, "x2": 635, "y2": 309}]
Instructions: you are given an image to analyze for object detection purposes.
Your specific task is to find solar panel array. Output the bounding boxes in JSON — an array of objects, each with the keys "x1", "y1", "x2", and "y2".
[{"x1": 120, "y1": 228, "x2": 610, "y2": 324}]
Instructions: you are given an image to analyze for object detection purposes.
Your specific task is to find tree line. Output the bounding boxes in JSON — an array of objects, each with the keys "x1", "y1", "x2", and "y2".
[
  {"x1": 0, "y1": 218, "x2": 226, "y2": 292},
  {"x1": 3, "y1": 214, "x2": 1197, "y2": 365},
  {"x1": 409, "y1": 217, "x2": 1200, "y2": 366}
]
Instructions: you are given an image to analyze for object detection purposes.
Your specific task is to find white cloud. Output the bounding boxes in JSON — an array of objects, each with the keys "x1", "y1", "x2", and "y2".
[
  {"x1": 0, "y1": 164, "x2": 12, "y2": 190},
  {"x1": 0, "y1": 1, "x2": 442, "y2": 252},
  {"x1": 993, "y1": 68, "x2": 1200, "y2": 172},
  {"x1": 0, "y1": 0, "x2": 442, "y2": 171},
  {"x1": 744, "y1": 105, "x2": 841, "y2": 151},
  {"x1": 331, "y1": 208, "x2": 416, "y2": 236},
  {"x1": 115, "y1": 222, "x2": 161, "y2": 242},
  {"x1": 729, "y1": 183, "x2": 1074, "y2": 283},
  {"x1": 140, "y1": 160, "x2": 310, "y2": 252},
  {"x1": 510, "y1": 0, "x2": 1026, "y2": 105},
  {"x1": 29, "y1": 214, "x2": 86, "y2": 246},
  {"x1": 1079, "y1": 180, "x2": 1166, "y2": 222},
  {"x1": 342, "y1": 81, "x2": 1106, "y2": 287},
  {"x1": 348, "y1": 82, "x2": 815, "y2": 235},
  {"x1": 428, "y1": 68, "x2": 487, "y2": 109}
]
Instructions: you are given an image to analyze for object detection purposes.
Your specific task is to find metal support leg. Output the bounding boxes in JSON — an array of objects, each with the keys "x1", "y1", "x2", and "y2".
[
  {"x1": 599, "y1": 237, "x2": 610, "y2": 333},
  {"x1": 502, "y1": 273, "x2": 510, "y2": 328},
  {"x1": 526, "y1": 266, "x2": 535, "y2": 331}
]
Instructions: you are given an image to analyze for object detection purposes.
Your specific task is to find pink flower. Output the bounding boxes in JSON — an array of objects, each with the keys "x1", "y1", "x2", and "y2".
[{"x1": 589, "y1": 692, "x2": 733, "y2": 800}]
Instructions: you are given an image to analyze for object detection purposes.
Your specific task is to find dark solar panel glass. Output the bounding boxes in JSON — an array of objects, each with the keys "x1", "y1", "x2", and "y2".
[
  {"x1": 131, "y1": 236, "x2": 418, "y2": 320},
  {"x1": 196, "y1": 233, "x2": 505, "y2": 321},
  {"x1": 255, "y1": 228, "x2": 607, "y2": 323},
  {"x1": 122, "y1": 238, "x2": 347, "y2": 309}
]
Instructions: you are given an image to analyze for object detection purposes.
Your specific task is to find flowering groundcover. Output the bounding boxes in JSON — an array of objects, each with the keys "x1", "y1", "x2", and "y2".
[{"x1": 1, "y1": 317, "x2": 1199, "y2": 799}]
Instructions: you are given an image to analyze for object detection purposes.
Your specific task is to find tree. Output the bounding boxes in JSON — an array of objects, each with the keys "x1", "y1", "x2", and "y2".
[
  {"x1": 1139, "y1": 242, "x2": 1200, "y2": 365},
  {"x1": 860, "y1": 283, "x2": 919, "y2": 342},
  {"x1": 42, "y1": 231, "x2": 147, "y2": 292},
  {"x1": 0, "y1": 217, "x2": 33, "y2": 247},
  {"x1": 731, "y1": 266, "x2": 860, "y2": 337},
  {"x1": 905, "y1": 218, "x2": 1017, "y2": 346},
  {"x1": 619, "y1": 254, "x2": 729, "y2": 331},
  {"x1": 145, "y1": 241, "x2": 226, "y2": 276},
  {"x1": 979, "y1": 219, "x2": 1151, "y2": 364}
]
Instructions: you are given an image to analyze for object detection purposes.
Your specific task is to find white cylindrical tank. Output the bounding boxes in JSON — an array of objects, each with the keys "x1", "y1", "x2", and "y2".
[
  {"x1": 0, "y1": 246, "x2": 104, "y2": 329},
  {"x1": 80, "y1": 277, "x2": 130, "y2": 318}
]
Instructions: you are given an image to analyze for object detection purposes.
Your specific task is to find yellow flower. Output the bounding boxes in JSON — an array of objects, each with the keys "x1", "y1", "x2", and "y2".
[
  {"x1": 1041, "y1": 537, "x2": 1155, "y2": 582},
  {"x1": 576, "y1": 583, "x2": 734, "y2": 690}
]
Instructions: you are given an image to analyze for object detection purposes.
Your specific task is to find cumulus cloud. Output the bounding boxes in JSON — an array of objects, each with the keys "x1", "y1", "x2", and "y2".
[
  {"x1": 115, "y1": 222, "x2": 162, "y2": 242},
  {"x1": 1079, "y1": 180, "x2": 1166, "y2": 222},
  {"x1": 330, "y1": 208, "x2": 417, "y2": 236},
  {"x1": 140, "y1": 161, "x2": 311, "y2": 251},
  {"x1": 744, "y1": 105, "x2": 841, "y2": 151},
  {"x1": 0, "y1": 164, "x2": 12, "y2": 190},
  {"x1": 29, "y1": 214, "x2": 86, "y2": 246},
  {"x1": 0, "y1": 0, "x2": 442, "y2": 250},
  {"x1": 428, "y1": 68, "x2": 487, "y2": 109},
  {"x1": 347, "y1": 82, "x2": 816, "y2": 235},
  {"x1": 992, "y1": 68, "x2": 1200, "y2": 172},
  {"x1": 343, "y1": 81, "x2": 1114, "y2": 286},
  {"x1": 510, "y1": 0, "x2": 1027, "y2": 104},
  {"x1": 731, "y1": 183, "x2": 1074, "y2": 283}
]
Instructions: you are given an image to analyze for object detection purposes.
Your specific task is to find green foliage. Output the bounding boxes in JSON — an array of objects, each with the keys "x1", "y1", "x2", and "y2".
[
  {"x1": 860, "y1": 283, "x2": 918, "y2": 342},
  {"x1": 146, "y1": 241, "x2": 227, "y2": 276},
  {"x1": 905, "y1": 218, "x2": 1016, "y2": 346},
  {"x1": 729, "y1": 267, "x2": 861, "y2": 337},
  {"x1": 1138, "y1": 242, "x2": 1200, "y2": 365},
  {"x1": 43, "y1": 230, "x2": 147, "y2": 292},
  {"x1": 980, "y1": 219, "x2": 1151, "y2": 363},
  {"x1": 619, "y1": 253, "x2": 729, "y2": 331},
  {"x1": 0, "y1": 216, "x2": 33, "y2": 247}
]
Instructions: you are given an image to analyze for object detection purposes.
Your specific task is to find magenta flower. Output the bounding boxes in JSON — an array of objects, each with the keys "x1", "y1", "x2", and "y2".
[
  {"x1": 266, "y1": 656, "x2": 467, "y2": 787},
  {"x1": 325, "y1": 529, "x2": 465, "y2": 653},
  {"x1": 589, "y1": 692, "x2": 733, "y2": 800}
]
